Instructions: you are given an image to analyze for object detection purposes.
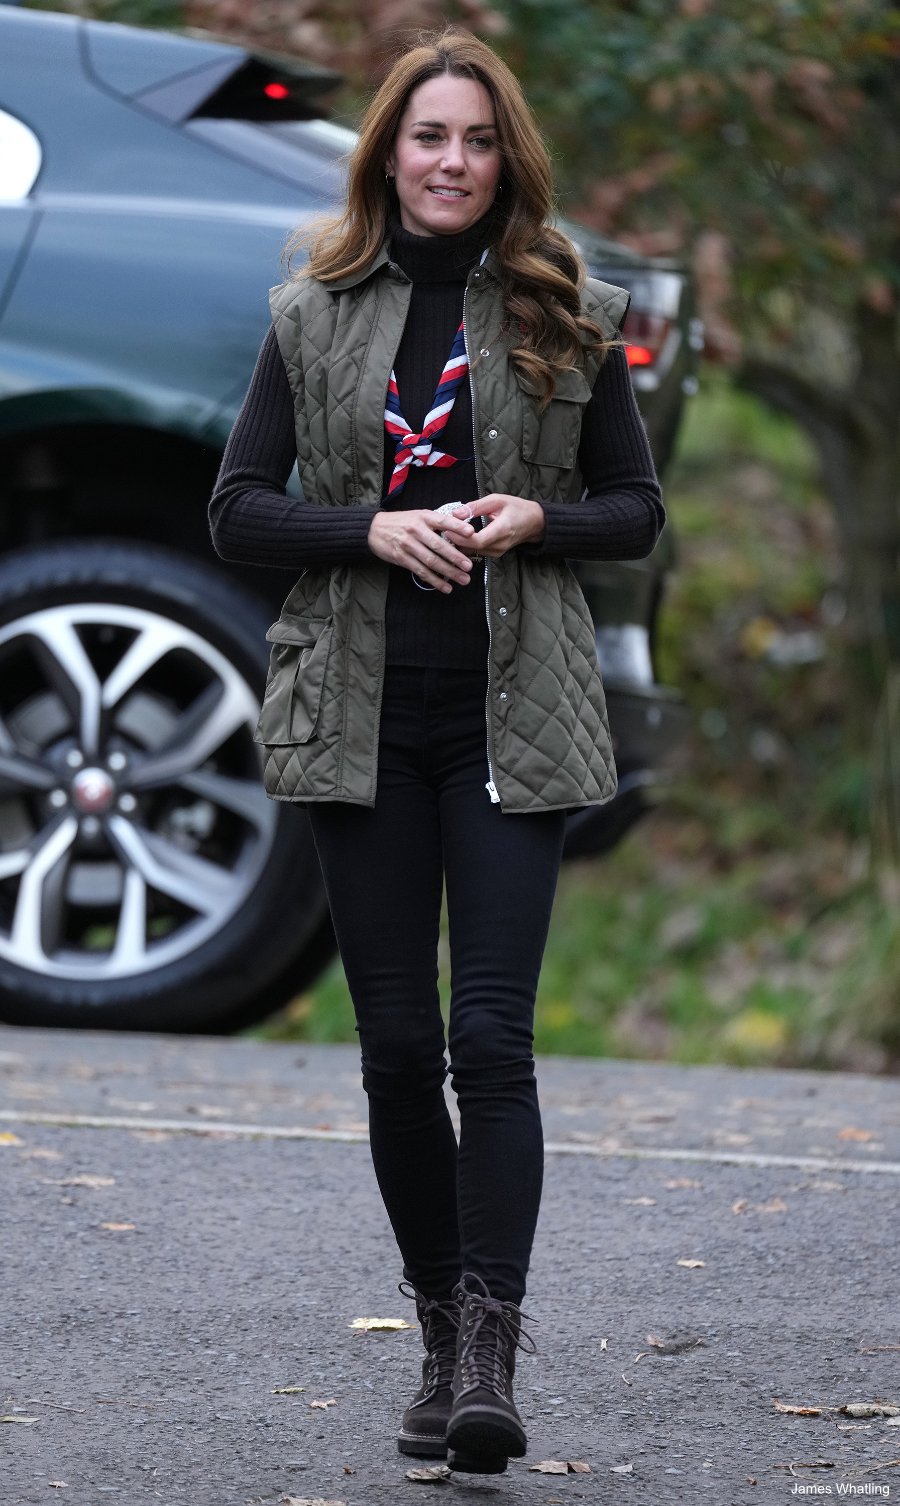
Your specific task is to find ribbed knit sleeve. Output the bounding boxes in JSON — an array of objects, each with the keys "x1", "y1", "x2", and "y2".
[
  {"x1": 530, "y1": 345, "x2": 666, "y2": 561},
  {"x1": 208, "y1": 326, "x2": 376, "y2": 569}
]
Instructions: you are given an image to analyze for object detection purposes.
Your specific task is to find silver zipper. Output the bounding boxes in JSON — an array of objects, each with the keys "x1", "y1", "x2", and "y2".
[
  {"x1": 483, "y1": 559, "x2": 499, "y2": 803},
  {"x1": 464, "y1": 266, "x2": 500, "y2": 806}
]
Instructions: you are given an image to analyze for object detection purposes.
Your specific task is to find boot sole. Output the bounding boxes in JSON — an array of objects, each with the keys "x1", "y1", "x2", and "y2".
[
  {"x1": 397, "y1": 1429, "x2": 448, "y2": 1459},
  {"x1": 447, "y1": 1449, "x2": 508, "y2": 1475},
  {"x1": 446, "y1": 1406, "x2": 527, "y2": 1461}
]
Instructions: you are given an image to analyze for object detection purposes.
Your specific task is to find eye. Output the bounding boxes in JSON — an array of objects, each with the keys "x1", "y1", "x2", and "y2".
[
  {"x1": 469, "y1": 135, "x2": 497, "y2": 151},
  {"x1": 416, "y1": 131, "x2": 442, "y2": 144}
]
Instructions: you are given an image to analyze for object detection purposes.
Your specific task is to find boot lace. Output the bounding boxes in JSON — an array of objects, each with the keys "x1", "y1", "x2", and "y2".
[
  {"x1": 456, "y1": 1274, "x2": 536, "y2": 1398},
  {"x1": 399, "y1": 1282, "x2": 460, "y2": 1397}
]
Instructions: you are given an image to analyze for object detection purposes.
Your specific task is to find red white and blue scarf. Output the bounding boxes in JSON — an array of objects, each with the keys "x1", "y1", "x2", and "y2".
[{"x1": 384, "y1": 320, "x2": 470, "y2": 497}]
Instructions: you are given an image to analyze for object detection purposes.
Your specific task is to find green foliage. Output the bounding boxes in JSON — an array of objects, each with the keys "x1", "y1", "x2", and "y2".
[
  {"x1": 494, "y1": 0, "x2": 900, "y2": 323},
  {"x1": 24, "y1": 0, "x2": 186, "y2": 24}
]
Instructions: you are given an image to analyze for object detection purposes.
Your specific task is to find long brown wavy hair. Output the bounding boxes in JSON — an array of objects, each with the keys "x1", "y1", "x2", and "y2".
[{"x1": 287, "y1": 31, "x2": 613, "y2": 401}]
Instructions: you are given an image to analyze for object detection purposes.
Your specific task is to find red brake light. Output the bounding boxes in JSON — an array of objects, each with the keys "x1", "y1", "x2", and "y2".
[
  {"x1": 264, "y1": 82, "x2": 290, "y2": 100},
  {"x1": 621, "y1": 310, "x2": 672, "y2": 371}
]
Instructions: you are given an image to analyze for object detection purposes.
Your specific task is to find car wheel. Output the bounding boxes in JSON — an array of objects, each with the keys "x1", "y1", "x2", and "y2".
[{"x1": 0, "y1": 541, "x2": 333, "y2": 1032}]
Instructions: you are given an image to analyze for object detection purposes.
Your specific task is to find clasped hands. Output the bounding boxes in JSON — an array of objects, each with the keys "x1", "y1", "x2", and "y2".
[{"x1": 367, "y1": 494, "x2": 545, "y2": 594}]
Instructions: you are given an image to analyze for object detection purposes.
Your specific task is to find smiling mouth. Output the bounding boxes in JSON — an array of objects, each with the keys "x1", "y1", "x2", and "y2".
[{"x1": 427, "y1": 186, "x2": 469, "y2": 198}]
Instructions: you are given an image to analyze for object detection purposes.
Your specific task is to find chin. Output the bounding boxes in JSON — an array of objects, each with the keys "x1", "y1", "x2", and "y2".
[{"x1": 418, "y1": 198, "x2": 482, "y2": 233}]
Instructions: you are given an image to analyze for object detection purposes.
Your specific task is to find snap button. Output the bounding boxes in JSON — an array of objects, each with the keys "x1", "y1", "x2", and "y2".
[
  {"x1": 480, "y1": 347, "x2": 490, "y2": 357},
  {"x1": 488, "y1": 428, "x2": 498, "y2": 439},
  {"x1": 498, "y1": 607, "x2": 507, "y2": 616},
  {"x1": 499, "y1": 692, "x2": 508, "y2": 700}
]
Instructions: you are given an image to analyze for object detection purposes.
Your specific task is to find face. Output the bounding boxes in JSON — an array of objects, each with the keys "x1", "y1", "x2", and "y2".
[{"x1": 385, "y1": 74, "x2": 503, "y2": 237}]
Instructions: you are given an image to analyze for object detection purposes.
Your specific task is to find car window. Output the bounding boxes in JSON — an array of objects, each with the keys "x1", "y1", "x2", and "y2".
[{"x1": 0, "y1": 107, "x2": 41, "y2": 202}]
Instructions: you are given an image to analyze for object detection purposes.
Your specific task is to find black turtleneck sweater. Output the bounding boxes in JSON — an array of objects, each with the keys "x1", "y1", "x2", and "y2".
[{"x1": 209, "y1": 216, "x2": 665, "y2": 670}]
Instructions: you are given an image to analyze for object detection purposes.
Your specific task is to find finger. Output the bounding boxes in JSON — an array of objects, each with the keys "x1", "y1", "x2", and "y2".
[
  {"x1": 406, "y1": 542, "x2": 470, "y2": 587},
  {"x1": 471, "y1": 520, "x2": 509, "y2": 550},
  {"x1": 439, "y1": 520, "x2": 476, "y2": 545},
  {"x1": 406, "y1": 556, "x2": 454, "y2": 591},
  {"x1": 423, "y1": 510, "x2": 474, "y2": 537},
  {"x1": 414, "y1": 529, "x2": 473, "y2": 573}
]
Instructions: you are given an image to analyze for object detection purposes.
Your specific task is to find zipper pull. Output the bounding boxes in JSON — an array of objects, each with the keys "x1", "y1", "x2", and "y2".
[{"x1": 485, "y1": 780, "x2": 500, "y2": 804}]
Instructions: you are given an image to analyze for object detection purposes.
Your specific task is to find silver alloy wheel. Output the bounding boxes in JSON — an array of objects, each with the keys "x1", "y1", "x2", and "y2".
[{"x1": 0, "y1": 602, "x2": 276, "y2": 980}]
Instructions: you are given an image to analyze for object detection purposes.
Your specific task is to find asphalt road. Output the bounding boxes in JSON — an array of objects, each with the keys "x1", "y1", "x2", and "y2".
[{"x1": 2, "y1": 1027, "x2": 900, "y2": 1506}]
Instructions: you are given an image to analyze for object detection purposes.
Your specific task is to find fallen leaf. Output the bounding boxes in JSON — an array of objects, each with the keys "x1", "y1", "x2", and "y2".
[
  {"x1": 308, "y1": 1398, "x2": 337, "y2": 1410},
  {"x1": 272, "y1": 1387, "x2": 306, "y2": 1395},
  {"x1": 342, "y1": 1467, "x2": 355, "y2": 1475},
  {"x1": 624, "y1": 1197, "x2": 656, "y2": 1206},
  {"x1": 775, "y1": 1400, "x2": 822, "y2": 1416},
  {"x1": 838, "y1": 1127, "x2": 875, "y2": 1142},
  {"x1": 677, "y1": 1259, "x2": 705, "y2": 1268},
  {"x1": 48, "y1": 1175, "x2": 115, "y2": 1189},
  {"x1": 49, "y1": 1484, "x2": 68, "y2": 1489},
  {"x1": 405, "y1": 1466, "x2": 451, "y2": 1482},
  {"x1": 734, "y1": 1196, "x2": 787, "y2": 1215},
  {"x1": 610, "y1": 1463, "x2": 634, "y2": 1474},
  {"x1": 349, "y1": 1318, "x2": 415, "y2": 1332},
  {"x1": 101, "y1": 1222, "x2": 135, "y2": 1231},
  {"x1": 733, "y1": 1199, "x2": 748, "y2": 1215},
  {"x1": 647, "y1": 1334, "x2": 706, "y2": 1355},
  {"x1": 0, "y1": 1131, "x2": 22, "y2": 1145},
  {"x1": 568, "y1": 1462, "x2": 591, "y2": 1473},
  {"x1": 19, "y1": 1148, "x2": 61, "y2": 1160},
  {"x1": 666, "y1": 1178, "x2": 701, "y2": 1188},
  {"x1": 529, "y1": 1462, "x2": 568, "y2": 1474},
  {"x1": 0, "y1": 1415, "x2": 37, "y2": 1424},
  {"x1": 621, "y1": 1372, "x2": 632, "y2": 1386},
  {"x1": 279, "y1": 1498, "x2": 349, "y2": 1506},
  {"x1": 773, "y1": 1460, "x2": 834, "y2": 1473},
  {"x1": 23, "y1": 1399, "x2": 84, "y2": 1413},
  {"x1": 599, "y1": 1338, "x2": 608, "y2": 1351},
  {"x1": 840, "y1": 1404, "x2": 900, "y2": 1418},
  {"x1": 747, "y1": 1477, "x2": 757, "y2": 1485}
]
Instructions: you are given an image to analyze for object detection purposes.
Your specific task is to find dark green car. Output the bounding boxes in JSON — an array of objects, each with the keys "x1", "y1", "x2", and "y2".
[{"x1": 0, "y1": 7, "x2": 696, "y2": 1031}]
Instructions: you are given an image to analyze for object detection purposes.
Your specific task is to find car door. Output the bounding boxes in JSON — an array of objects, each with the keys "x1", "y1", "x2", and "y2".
[{"x1": 0, "y1": 104, "x2": 41, "y2": 321}]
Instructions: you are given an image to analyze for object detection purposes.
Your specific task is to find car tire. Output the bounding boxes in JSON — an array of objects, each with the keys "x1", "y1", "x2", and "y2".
[{"x1": 0, "y1": 540, "x2": 334, "y2": 1033}]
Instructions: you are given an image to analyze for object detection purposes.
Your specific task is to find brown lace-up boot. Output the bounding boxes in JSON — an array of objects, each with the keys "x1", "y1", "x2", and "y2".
[
  {"x1": 445, "y1": 1274, "x2": 535, "y2": 1473},
  {"x1": 396, "y1": 1284, "x2": 461, "y2": 1458}
]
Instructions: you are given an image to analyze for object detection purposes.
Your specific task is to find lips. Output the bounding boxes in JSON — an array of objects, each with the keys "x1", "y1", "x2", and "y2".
[{"x1": 427, "y1": 186, "x2": 469, "y2": 197}]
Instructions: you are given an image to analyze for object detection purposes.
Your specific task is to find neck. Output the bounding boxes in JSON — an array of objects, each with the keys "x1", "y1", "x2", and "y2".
[{"x1": 388, "y1": 208, "x2": 495, "y2": 284}]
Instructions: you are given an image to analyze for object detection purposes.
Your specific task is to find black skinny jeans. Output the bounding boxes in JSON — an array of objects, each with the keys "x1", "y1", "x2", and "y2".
[{"x1": 307, "y1": 667, "x2": 566, "y2": 1305}]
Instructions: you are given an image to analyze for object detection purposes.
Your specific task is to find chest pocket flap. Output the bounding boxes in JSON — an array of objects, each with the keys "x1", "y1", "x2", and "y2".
[
  {"x1": 518, "y1": 366, "x2": 594, "y2": 470},
  {"x1": 255, "y1": 616, "x2": 333, "y2": 746}
]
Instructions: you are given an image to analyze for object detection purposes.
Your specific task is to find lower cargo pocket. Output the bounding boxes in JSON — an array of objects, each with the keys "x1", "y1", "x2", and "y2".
[{"x1": 255, "y1": 618, "x2": 333, "y2": 745}]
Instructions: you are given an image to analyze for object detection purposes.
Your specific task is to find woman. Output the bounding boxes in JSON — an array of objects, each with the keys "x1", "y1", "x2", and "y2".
[{"x1": 209, "y1": 30, "x2": 663, "y2": 1475}]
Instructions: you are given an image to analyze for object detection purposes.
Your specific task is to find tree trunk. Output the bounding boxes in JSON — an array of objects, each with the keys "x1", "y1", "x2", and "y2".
[{"x1": 740, "y1": 301, "x2": 900, "y2": 667}]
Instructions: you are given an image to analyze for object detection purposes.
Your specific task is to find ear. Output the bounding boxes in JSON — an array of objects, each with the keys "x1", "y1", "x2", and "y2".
[{"x1": 384, "y1": 152, "x2": 396, "y2": 178}]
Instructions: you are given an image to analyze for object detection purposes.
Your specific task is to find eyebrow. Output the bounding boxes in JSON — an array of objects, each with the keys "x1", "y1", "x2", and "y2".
[{"x1": 411, "y1": 119, "x2": 497, "y2": 131}]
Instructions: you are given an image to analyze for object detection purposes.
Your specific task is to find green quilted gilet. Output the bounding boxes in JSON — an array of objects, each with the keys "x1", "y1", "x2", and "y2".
[{"x1": 256, "y1": 243, "x2": 627, "y2": 813}]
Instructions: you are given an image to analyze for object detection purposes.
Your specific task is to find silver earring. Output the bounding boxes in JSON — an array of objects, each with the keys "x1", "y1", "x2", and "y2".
[{"x1": 385, "y1": 173, "x2": 394, "y2": 185}]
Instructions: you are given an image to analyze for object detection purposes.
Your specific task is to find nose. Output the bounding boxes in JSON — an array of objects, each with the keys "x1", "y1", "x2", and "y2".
[{"x1": 439, "y1": 138, "x2": 467, "y2": 174}]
